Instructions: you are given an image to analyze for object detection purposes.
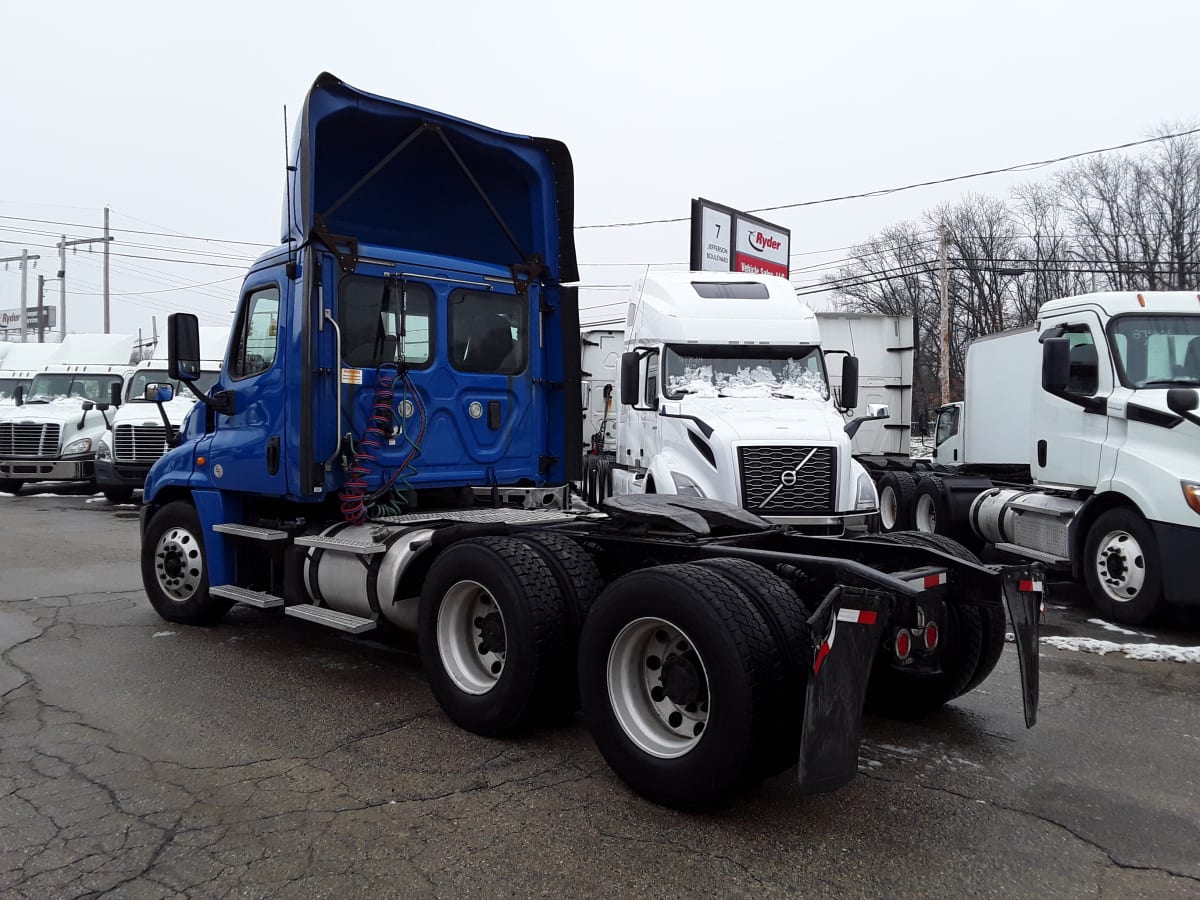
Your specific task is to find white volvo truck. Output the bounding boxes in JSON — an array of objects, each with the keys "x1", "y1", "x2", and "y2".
[
  {"x1": 0, "y1": 334, "x2": 135, "y2": 495},
  {"x1": 95, "y1": 326, "x2": 229, "y2": 502},
  {"x1": 892, "y1": 291, "x2": 1200, "y2": 624},
  {"x1": 579, "y1": 272, "x2": 892, "y2": 534}
]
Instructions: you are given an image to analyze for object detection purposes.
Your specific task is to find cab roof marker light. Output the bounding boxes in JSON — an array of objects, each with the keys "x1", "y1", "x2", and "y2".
[{"x1": 1137, "y1": 293, "x2": 1146, "y2": 307}]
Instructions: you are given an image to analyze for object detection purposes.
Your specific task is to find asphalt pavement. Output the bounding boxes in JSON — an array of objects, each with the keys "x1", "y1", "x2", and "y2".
[{"x1": 1, "y1": 489, "x2": 1198, "y2": 898}]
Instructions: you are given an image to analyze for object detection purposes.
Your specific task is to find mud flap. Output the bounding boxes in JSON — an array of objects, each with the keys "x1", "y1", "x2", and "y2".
[
  {"x1": 1001, "y1": 566, "x2": 1044, "y2": 728},
  {"x1": 796, "y1": 586, "x2": 891, "y2": 795}
]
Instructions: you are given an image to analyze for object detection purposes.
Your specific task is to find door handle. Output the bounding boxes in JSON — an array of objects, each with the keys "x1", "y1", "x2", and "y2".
[{"x1": 266, "y1": 435, "x2": 280, "y2": 476}]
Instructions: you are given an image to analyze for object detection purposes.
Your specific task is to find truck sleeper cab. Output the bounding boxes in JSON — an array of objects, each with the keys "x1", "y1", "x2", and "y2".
[{"x1": 139, "y1": 73, "x2": 1043, "y2": 811}]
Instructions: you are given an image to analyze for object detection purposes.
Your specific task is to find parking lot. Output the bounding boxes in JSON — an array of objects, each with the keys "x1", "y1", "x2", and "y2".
[{"x1": 1, "y1": 489, "x2": 1198, "y2": 898}]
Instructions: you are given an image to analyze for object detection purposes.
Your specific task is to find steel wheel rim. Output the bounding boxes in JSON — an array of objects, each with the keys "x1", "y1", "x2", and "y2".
[
  {"x1": 880, "y1": 485, "x2": 899, "y2": 530},
  {"x1": 1095, "y1": 529, "x2": 1146, "y2": 602},
  {"x1": 915, "y1": 493, "x2": 937, "y2": 533},
  {"x1": 153, "y1": 525, "x2": 204, "y2": 602},
  {"x1": 437, "y1": 580, "x2": 506, "y2": 695},
  {"x1": 607, "y1": 617, "x2": 710, "y2": 759}
]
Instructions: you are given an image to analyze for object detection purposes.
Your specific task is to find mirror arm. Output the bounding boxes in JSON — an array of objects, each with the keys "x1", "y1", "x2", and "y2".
[
  {"x1": 181, "y1": 380, "x2": 234, "y2": 416},
  {"x1": 843, "y1": 410, "x2": 890, "y2": 439}
]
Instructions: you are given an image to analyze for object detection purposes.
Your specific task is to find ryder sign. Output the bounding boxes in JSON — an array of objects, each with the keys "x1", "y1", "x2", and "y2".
[{"x1": 690, "y1": 198, "x2": 790, "y2": 278}]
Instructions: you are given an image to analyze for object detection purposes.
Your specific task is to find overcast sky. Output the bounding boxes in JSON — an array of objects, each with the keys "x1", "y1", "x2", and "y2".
[{"x1": 2, "y1": 0, "x2": 1197, "y2": 339}]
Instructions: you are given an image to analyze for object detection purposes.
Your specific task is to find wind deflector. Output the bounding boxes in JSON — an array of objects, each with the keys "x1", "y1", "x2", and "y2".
[{"x1": 284, "y1": 73, "x2": 578, "y2": 284}]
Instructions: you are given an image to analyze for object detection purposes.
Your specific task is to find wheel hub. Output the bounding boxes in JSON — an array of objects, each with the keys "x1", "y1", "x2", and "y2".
[
  {"x1": 1095, "y1": 529, "x2": 1145, "y2": 601},
  {"x1": 477, "y1": 611, "x2": 506, "y2": 655},
  {"x1": 153, "y1": 525, "x2": 203, "y2": 603},
  {"x1": 660, "y1": 654, "x2": 704, "y2": 706}
]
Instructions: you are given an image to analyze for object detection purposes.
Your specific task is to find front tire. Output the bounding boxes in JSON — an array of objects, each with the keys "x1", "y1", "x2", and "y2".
[
  {"x1": 141, "y1": 501, "x2": 232, "y2": 625},
  {"x1": 103, "y1": 487, "x2": 135, "y2": 504},
  {"x1": 0, "y1": 479, "x2": 23, "y2": 495},
  {"x1": 1084, "y1": 508, "x2": 1162, "y2": 625},
  {"x1": 578, "y1": 564, "x2": 779, "y2": 810},
  {"x1": 418, "y1": 536, "x2": 569, "y2": 737}
]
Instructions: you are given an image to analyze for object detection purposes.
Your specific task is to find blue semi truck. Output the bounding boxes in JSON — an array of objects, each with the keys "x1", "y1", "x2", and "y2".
[{"x1": 139, "y1": 73, "x2": 1044, "y2": 809}]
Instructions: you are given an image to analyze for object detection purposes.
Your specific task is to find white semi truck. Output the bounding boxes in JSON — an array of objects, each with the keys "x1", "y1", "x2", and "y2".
[
  {"x1": 886, "y1": 291, "x2": 1200, "y2": 624},
  {"x1": 95, "y1": 327, "x2": 229, "y2": 502},
  {"x1": 0, "y1": 343, "x2": 62, "y2": 404},
  {"x1": 0, "y1": 334, "x2": 135, "y2": 495},
  {"x1": 579, "y1": 272, "x2": 907, "y2": 533}
]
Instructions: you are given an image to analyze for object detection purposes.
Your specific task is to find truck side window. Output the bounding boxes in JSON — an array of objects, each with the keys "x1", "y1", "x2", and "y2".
[
  {"x1": 1064, "y1": 327, "x2": 1099, "y2": 396},
  {"x1": 449, "y1": 290, "x2": 526, "y2": 375},
  {"x1": 232, "y1": 286, "x2": 280, "y2": 380},
  {"x1": 339, "y1": 276, "x2": 433, "y2": 368},
  {"x1": 645, "y1": 351, "x2": 660, "y2": 409},
  {"x1": 935, "y1": 406, "x2": 959, "y2": 445}
]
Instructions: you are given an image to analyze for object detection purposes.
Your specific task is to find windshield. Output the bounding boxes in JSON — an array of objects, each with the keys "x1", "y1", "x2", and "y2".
[
  {"x1": 1110, "y1": 315, "x2": 1200, "y2": 388},
  {"x1": 0, "y1": 378, "x2": 24, "y2": 402},
  {"x1": 663, "y1": 345, "x2": 828, "y2": 400},
  {"x1": 127, "y1": 368, "x2": 220, "y2": 400},
  {"x1": 26, "y1": 372, "x2": 124, "y2": 403}
]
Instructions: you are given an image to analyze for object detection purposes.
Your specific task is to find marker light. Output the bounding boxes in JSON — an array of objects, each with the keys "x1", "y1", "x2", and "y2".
[{"x1": 1182, "y1": 481, "x2": 1200, "y2": 515}]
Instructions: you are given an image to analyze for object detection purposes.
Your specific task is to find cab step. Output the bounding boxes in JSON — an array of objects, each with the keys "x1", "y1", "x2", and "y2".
[
  {"x1": 283, "y1": 604, "x2": 377, "y2": 633},
  {"x1": 212, "y1": 523, "x2": 290, "y2": 541},
  {"x1": 210, "y1": 585, "x2": 285, "y2": 609},
  {"x1": 293, "y1": 535, "x2": 386, "y2": 555}
]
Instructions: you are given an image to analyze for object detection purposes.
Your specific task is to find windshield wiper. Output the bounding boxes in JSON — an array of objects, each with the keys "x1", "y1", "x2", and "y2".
[{"x1": 1139, "y1": 378, "x2": 1200, "y2": 388}]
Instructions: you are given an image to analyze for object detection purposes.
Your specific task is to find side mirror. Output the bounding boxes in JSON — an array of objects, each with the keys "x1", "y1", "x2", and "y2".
[
  {"x1": 1167, "y1": 388, "x2": 1199, "y2": 416},
  {"x1": 168, "y1": 312, "x2": 202, "y2": 381},
  {"x1": 110, "y1": 381, "x2": 123, "y2": 408},
  {"x1": 145, "y1": 384, "x2": 175, "y2": 403},
  {"x1": 13, "y1": 384, "x2": 24, "y2": 406},
  {"x1": 1042, "y1": 338, "x2": 1070, "y2": 394},
  {"x1": 619, "y1": 352, "x2": 640, "y2": 406},
  {"x1": 840, "y1": 355, "x2": 860, "y2": 410}
]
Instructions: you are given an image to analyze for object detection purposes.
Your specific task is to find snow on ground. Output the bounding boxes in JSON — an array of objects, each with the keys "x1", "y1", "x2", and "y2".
[
  {"x1": 1085, "y1": 617, "x2": 1146, "y2": 637},
  {"x1": 1041, "y1": 636, "x2": 1200, "y2": 663}
]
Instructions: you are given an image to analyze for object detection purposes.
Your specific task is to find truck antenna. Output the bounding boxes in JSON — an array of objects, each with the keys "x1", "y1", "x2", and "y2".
[{"x1": 284, "y1": 105, "x2": 296, "y2": 277}]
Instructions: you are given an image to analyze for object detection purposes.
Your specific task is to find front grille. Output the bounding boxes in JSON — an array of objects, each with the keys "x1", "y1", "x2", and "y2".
[
  {"x1": 0, "y1": 422, "x2": 61, "y2": 458},
  {"x1": 113, "y1": 424, "x2": 168, "y2": 464},
  {"x1": 737, "y1": 445, "x2": 836, "y2": 515}
]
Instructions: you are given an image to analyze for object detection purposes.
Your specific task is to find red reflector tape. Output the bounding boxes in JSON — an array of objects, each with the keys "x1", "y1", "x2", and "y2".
[
  {"x1": 1019, "y1": 579, "x2": 1044, "y2": 592},
  {"x1": 836, "y1": 608, "x2": 877, "y2": 625},
  {"x1": 907, "y1": 572, "x2": 948, "y2": 589},
  {"x1": 813, "y1": 641, "x2": 832, "y2": 674}
]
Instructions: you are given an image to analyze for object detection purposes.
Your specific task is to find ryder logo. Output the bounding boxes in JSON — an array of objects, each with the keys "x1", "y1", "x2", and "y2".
[{"x1": 748, "y1": 230, "x2": 782, "y2": 252}]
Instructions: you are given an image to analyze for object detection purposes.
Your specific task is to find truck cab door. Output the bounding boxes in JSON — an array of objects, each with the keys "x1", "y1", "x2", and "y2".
[
  {"x1": 203, "y1": 277, "x2": 288, "y2": 495},
  {"x1": 931, "y1": 403, "x2": 963, "y2": 464},
  {"x1": 1034, "y1": 314, "x2": 1112, "y2": 487}
]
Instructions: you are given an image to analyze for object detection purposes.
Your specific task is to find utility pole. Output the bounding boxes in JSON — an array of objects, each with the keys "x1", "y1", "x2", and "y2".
[
  {"x1": 57, "y1": 210, "x2": 115, "y2": 339},
  {"x1": 939, "y1": 227, "x2": 951, "y2": 406},
  {"x1": 37, "y1": 275, "x2": 46, "y2": 343},
  {"x1": 0, "y1": 251, "x2": 41, "y2": 340}
]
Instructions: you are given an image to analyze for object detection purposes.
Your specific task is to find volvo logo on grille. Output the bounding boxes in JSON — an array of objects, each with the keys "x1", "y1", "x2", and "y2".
[{"x1": 758, "y1": 447, "x2": 818, "y2": 508}]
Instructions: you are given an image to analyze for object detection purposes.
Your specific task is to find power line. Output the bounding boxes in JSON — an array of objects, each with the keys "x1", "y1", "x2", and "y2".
[
  {"x1": 576, "y1": 125, "x2": 1200, "y2": 230},
  {"x1": 0, "y1": 213, "x2": 273, "y2": 248}
]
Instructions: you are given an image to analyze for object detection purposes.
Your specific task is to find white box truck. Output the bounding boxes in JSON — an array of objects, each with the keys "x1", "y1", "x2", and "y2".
[{"x1": 887, "y1": 291, "x2": 1200, "y2": 624}]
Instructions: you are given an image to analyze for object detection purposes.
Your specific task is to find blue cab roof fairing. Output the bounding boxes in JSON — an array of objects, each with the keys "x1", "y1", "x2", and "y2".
[{"x1": 281, "y1": 73, "x2": 578, "y2": 284}]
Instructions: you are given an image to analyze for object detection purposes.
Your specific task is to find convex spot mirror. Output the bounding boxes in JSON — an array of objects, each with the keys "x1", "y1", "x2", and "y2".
[{"x1": 145, "y1": 383, "x2": 175, "y2": 403}]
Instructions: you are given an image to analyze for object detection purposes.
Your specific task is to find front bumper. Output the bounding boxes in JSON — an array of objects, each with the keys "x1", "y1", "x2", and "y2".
[
  {"x1": 761, "y1": 510, "x2": 877, "y2": 535},
  {"x1": 0, "y1": 457, "x2": 94, "y2": 482},
  {"x1": 1151, "y1": 520, "x2": 1200, "y2": 607},
  {"x1": 96, "y1": 459, "x2": 152, "y2": 490}
]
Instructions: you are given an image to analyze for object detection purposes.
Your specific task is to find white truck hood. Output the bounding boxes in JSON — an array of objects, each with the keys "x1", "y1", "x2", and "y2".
[
  {"x1": 111, "y1": 397, "x2": 197, "y2": 429},
  {"x1": 668, "y1": 397, "x2": 839, "y2": 442}
]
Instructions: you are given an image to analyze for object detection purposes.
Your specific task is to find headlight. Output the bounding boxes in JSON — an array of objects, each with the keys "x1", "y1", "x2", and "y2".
[
  {"x1": 95, "y1": 438, "x2": 112, "y2": 461},
  {"x1": 855, "y1": 472, "x2": 878, "y2": 510},
  {"x1": 63, "y1": 437, "x2": 93, "y2": 456},
  {"x1": 1182, "y1": 481, "x2": 1200, "y2": 515},
  {"x1": 671, "y1": 472, "x2": 706, "y2": 498}
]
